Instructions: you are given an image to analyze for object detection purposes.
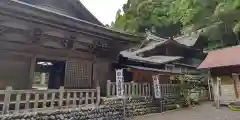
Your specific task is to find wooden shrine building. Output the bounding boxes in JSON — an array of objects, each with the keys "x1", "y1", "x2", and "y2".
[
  {"x1": 0, "y1": 0, "x2": 141, "y2": 95},
  {"x1": 198, "y1": 45, "x2": 240, "y2": 106},
  {"x1": 117, "y1": 31, "x2": 207, "y2": 84}
]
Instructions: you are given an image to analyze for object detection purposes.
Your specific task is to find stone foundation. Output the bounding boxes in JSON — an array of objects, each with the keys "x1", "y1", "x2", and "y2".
[
  {"x1": 0, "y1": 97, "x2": 164, "y2": 120},
  {"x1": 1, "y1": 105, "x2": 124, "y2": 120},
  {"x1": 102, "y1": 96, "x2": 161, "y2": 117}
]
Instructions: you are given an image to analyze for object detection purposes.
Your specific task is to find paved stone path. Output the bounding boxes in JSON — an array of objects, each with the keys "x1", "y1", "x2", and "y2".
[{"x1": 134, "y1": 102, "x2": 240, "y2": 120}]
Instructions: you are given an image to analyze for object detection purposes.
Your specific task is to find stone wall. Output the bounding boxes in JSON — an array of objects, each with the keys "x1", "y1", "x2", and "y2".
[
  {"x1": 1, "y1": 106, "x2": 124, "y2": 120},
  {"x1": 1, "y1": 97, "x2": 161, "y2": 120},
  {"x1": 102, "y1": 96, "x2": 161, "y2": 117}
]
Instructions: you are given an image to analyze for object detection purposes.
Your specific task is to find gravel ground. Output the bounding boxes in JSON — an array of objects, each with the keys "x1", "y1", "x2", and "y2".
[{"x1": 134, "y1": 102, "x2": 240, "y2": 120}]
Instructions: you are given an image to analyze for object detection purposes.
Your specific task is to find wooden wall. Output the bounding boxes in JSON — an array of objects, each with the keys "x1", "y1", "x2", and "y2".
[
  {"x1": 211, "y1": 76, "x2": 237, "y2": 103},
  {"x1": 211, "y1": 67, "x2": 240, "y2": 101},
  {"x1": 131, "y1": 69, "x2": 171, "y2": 84},
  {"x1": 0, "y1": 13, "x2": 125, "y2": 93},
  {"x1": 232, "y1": 74, "x2": 240, "y2": 99},
  {"x1": 211, "y1": 66, "x2": 240, "y2": 76},
  {"x1": 219, "y1": 76, "x2": 237, "y2": 102},
  {"x1": 0, "y1": 51, "x2": 32, "y2": 89},
  {"x1": 93, "y1": 58, "x2": 114, "y2": 96}
]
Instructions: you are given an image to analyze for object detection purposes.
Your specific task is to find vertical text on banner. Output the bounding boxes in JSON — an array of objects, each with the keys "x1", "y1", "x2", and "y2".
[{"x1": 116, "y1": 69, "x2": 124, "y2": 97}]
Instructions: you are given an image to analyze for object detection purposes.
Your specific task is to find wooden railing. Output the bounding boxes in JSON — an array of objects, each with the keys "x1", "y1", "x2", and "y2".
[
  {"x1": 106, "y1": 80, "x2": 182, "y2": 98},
  {"x1": 106, "y1": 80, "x2": 152, "y2": 97},
  {"x1": 0, "y1": 86, "x2": 100, "y2": 115},
  {"x1": 157, "y1": 84, "x2": 181, "y2": 98}
]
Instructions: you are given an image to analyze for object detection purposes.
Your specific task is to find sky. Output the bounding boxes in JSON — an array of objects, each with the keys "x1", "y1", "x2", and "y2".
[{"x1": 80, "y1": 0, "x2": 128, "y2": 25}]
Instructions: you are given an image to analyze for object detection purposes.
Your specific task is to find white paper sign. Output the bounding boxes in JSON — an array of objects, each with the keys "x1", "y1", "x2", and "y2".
[
  {"x1": 153, "y1": 75, "x2": 161, "y2": 98},
  {"x1": 116, "y1": 69, "x2": 124, "y2": 96}
]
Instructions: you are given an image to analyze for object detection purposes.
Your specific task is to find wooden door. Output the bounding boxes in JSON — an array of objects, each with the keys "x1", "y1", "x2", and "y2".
[{"x1": 93, "y1": 59, "x2": 111, "y2": 95}]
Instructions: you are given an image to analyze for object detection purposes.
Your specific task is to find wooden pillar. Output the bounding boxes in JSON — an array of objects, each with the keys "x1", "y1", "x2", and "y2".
[
  {"x1": 93, "y1": 59, "x2": 99, "y2": 88},
  {"x1": 208, "y1": 70, "x2": 212, "y2": 100},
  {"x1": 29, "y1": 56, "x2": 36, "y2": 89},
  {"x1": 216, "y1": 77, "x2": 221, "y2": 109},
  {"x1": 91, "y1": 54, "x2": 97, "y2": 88},
  {"x1": 232, "y1": 73, "x2": 239, "y2": 99}
]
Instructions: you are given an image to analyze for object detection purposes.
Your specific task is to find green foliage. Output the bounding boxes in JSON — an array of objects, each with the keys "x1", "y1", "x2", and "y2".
[{"x1": 112, "y1": 0, "x2": 240, "y2": 50}]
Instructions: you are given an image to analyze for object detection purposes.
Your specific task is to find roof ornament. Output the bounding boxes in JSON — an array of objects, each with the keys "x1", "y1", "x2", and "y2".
[
  {"x1": 145, "y1": 30, "x2": 167, "y2": 41},
  {"x1": 61, "y1": 36, "x2": 75, "y2": 49}
]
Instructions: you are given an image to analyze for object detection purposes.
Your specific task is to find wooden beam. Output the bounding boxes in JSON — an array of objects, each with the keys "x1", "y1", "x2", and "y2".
[
  {"x1": 0, "y1": 40, "x2": 94, "y2": 60},
  {"x1": 0, "y1": 25, "x2": 116, "y2": 53}
]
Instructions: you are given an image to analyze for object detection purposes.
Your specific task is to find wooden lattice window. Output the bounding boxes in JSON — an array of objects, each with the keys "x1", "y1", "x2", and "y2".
[{"x1": 65, "y1": 59, "x2": 92, "y2": 88}]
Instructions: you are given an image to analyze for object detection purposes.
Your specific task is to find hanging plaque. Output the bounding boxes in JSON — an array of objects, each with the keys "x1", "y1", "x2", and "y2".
[
  {"x1": 116, "y1": 69, "x2": 124, "y2": 96},
  {"x1": 153, "y1": 75, "x2": 161, "y2": 98}
]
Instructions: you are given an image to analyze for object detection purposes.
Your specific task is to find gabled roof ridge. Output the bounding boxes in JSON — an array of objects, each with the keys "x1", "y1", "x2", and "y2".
[
  {"x1": 146, "y1": 31, "x2": 168, "y2": 41},
  {"x1": 174, "y1": 29, "x2": 202, "y2": 40},
  {"x1": 146, "y1": 31, "x2": 201, "y2": 48},
  {"x1": 121, "y1": 31, "x2": 201, "y2": 56}
]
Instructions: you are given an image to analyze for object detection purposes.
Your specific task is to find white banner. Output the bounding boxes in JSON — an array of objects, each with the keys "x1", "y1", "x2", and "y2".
[
  {"x1": 116, "y1": 69, "x2": 124, "y2": 97},
  {"x1": 153, "y1": 75, "x2": 161, "y2": 98}
]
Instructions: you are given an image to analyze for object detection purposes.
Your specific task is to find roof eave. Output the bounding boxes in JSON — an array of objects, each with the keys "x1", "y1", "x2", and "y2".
[
  {"x1": 1, "y1": 0, "x2": 142, "y2": 43},
  {"x1": 168, "y1": 40, "x2": 202, "y2": 51},
  {"x1": 126, "y1": 65, "x2": 184, "y2": 75},
  {"x1": 126, "y1": 56, "x2": 183, "y2": 65},
  {"x1": 173, "y1": 62, "x2": 198, "y2": 68},
  {"x1": 68, "y1": 0, "x2": 103, "y2": 26}
]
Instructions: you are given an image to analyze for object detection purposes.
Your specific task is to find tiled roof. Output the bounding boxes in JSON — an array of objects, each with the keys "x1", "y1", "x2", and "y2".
[
  {"x1": 121, "y1": 50, "x2": 182, "y2": 64},
  {"x1": 198, "y1": 45, "x2": 240, "y2": 69},
  {"x1": 174, "y1": 30, "x2": 201, "y2": 47},
  {"x1": 4, "y1": 0, "x2": 142, "y2": 42},
  {"x1": 125, "y1": 31, "x2": 201, "y2": 54},
  {"x1": 120, "y1": 31, "x2": 201, "y2": 65},
  {"x1": 133, "y1": 40, "x2": 168, "y2": 55}
]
